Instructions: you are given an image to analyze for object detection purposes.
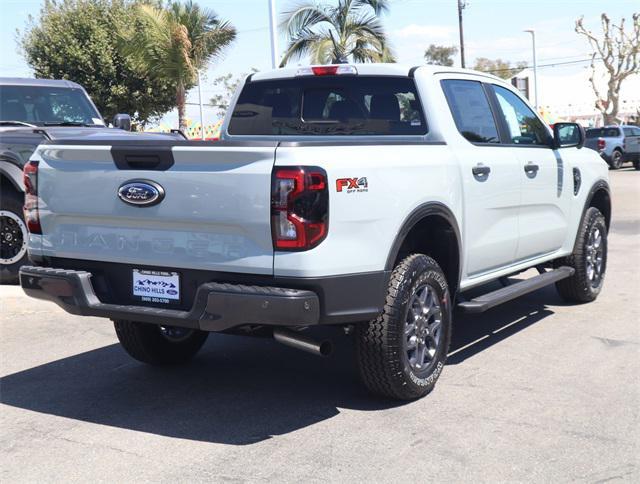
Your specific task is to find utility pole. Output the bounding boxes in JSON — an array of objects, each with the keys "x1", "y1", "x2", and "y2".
[
  {"x1": 524, "y1": 29, "x2": 538, "y2": 111},
  {"x1": 197, "y1": 70, "x2": 205, "y2": 140},
  {"x1": 457, "y1": 0, "x2": 467, "y2": 68},
  {"x1": 268, "y1": 0, "x2": 279, "y2": 68}
]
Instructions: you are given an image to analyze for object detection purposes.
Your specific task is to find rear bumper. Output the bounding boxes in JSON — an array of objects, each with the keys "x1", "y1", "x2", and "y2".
[
  {"x1": 20, "y1": 266, "x2": 320, "y2": 332},
  {"x1": 19, "y1": 262, "x2": 388, "y2": 331}
]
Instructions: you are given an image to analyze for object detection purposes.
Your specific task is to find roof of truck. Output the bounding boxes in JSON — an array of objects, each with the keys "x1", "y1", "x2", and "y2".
[
  {"x1": 249, "y1": 63, "x2": 504, "y2": 82},
  {"x1": 586, "y1": 125, "x2": 636, "y2": 130},
  {"x1": 0, "y1": 77, "x2": 84, "y2": 89}
]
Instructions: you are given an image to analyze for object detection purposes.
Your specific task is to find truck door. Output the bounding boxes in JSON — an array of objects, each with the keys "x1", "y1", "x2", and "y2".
[
  {"x1": 490, "y1": 85, "x2": 571, "y2": 261},
  {"x1": 441, "y1": 79, "x2": 521, "y2": 277}
]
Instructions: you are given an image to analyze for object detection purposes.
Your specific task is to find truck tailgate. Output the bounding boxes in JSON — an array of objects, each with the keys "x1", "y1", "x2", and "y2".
[{"x1": 33, "y1": 142, "x2": 277, "y2": 274}]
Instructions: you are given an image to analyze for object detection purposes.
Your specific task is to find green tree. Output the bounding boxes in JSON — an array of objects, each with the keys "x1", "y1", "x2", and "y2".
[
  {"x1": 20, "y1": 0, "x2": 177, "y2": 127},
  {"x1": 424, "y1": 44, "x2": 458, "y2": 66},
  {"x1": 473, "y1": 57, "x2": 528, "y2": 79},
  {"x1": 210, "y1": 68, "x2": 259, "y2": 119},
  {"x1": 280, "y1": 0, "x2": 395, "y2": 66},
  {"x1": 120, "y1": 0, "x2": 236, "y2": 130}
]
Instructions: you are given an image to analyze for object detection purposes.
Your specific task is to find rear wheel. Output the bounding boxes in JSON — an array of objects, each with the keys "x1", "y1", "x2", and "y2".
[
  {"x1": 609, "y1": 149, "x2": 623, "y2": 169},
  {"x1": 555, "y1": 207, "x2": 607, "y2": 303},
  {"x1": 113, "y1": 320, "x2": 208, "y2": 365},
  {"x1": 355, "y1": 254, "x2": 452, "y2": 400},
  {"x1": 1, "y1": 189, "x2": 28, "y2": 284}
]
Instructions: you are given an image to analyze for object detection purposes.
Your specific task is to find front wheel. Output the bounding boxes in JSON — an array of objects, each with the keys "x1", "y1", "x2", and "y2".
[
  {"x1": 355, "y1": 254, "x2": 452, "y2": 400},
  {"x1": 114, "y1": 320, "x2": 208, "y2": 365},
  {"x1": 555, "y1": 207, "x2": 607, "y2": 303}
]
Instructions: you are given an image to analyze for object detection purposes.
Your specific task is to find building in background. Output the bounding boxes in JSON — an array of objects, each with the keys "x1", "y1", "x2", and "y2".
[{"x1": 511, "y1": 67, "x2": 640, "y2": 126}]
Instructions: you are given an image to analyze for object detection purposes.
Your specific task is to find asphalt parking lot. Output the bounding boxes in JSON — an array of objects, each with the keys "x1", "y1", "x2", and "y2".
[{"x1": 1, "y1": 169, "x2": 638, "y2": 482}]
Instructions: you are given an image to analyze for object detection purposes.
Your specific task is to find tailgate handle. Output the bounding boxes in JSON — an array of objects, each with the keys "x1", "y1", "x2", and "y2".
[
  {"x1": 124, "y1": 155, "x2": 161, "y2": 169},
  {"x1": 111, "y1": 146, "x2": 175, "y2": 171}
]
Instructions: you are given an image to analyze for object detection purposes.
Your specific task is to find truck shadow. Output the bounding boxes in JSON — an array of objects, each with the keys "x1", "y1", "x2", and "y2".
[
  {"x1": 449, "y1": 282, "x2": 560, "y2": 364},
  {"x1": 1, "y1": 285, "x2": 561, "y2": 445}
]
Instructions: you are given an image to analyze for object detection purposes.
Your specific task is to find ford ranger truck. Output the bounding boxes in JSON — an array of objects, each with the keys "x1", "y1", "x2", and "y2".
[{"x1": 19, "y1": 65, "x2": 611, "y2": 400}]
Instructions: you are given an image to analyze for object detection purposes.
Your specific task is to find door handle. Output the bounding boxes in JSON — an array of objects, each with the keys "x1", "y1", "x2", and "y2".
[
  {"x1": 472, "y1": 164, "x2": 491, "y2": 178},
  {"x1": 524, "y1": 162, "x2": 539, "y2": 176}
]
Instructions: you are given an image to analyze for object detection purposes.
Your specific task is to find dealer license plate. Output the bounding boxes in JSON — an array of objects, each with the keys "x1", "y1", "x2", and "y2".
[{"x1": 132, "y1": 269, "x2": 180, "y2": 304}]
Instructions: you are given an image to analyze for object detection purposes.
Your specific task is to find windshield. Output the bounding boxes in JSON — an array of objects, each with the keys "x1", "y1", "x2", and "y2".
[
  {"x1": 586, "y1": 128, "x2": 620, "y2": 138},
  {"x1": 0, "y1": 85, "x2": 102, "y2": 126},
  {"x1": 228, "y1": 76, "x2": 427, "y2": 136}
]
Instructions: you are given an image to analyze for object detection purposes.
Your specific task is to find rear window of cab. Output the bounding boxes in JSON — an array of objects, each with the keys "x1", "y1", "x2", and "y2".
[
  {"x1": 228, "y1": 76, "x2": 427, "y2": 136},
  {"x1": 586, "y1": 128, "x2": 621, "y2": 138}
]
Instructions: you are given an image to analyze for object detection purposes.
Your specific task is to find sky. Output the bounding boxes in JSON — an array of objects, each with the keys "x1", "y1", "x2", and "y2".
[{"x1": 1, "y1": 0, "x2": 638, "y2": 127}]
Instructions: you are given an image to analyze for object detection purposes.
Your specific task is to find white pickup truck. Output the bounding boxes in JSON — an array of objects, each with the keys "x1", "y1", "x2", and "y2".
[{"x1": 20, "y1": 64, "x2": 611, "y2": 400}]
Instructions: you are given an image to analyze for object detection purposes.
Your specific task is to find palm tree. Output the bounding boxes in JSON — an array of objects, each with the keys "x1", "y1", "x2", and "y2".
[
  {"x1": 280, "y1": 0, "x2": 395, "y2": 66},
  {"x1": 121, "y1": 1, "x2": 236, "y2": 130}
]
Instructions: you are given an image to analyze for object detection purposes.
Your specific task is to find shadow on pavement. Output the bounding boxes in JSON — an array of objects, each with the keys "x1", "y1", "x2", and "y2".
[
  {"x1": 449, "y1": 282, "x2": 560, "y2": 364},
  {"x1": 1, "y1": 283, "x2": 562, "y2": 444}
]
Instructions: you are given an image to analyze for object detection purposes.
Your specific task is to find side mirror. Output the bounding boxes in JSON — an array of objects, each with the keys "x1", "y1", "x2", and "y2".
[
  {"x1": 113, "y1": 114, "x2": 131, "y2": 131},
  {"x1": 553, "y1": 122, "x2": 585, "y2": 149}
]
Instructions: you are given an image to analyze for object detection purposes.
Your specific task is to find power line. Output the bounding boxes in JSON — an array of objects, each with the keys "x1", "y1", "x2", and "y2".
[{"x1": 480, "y1": 57, "x2": 600, "y2": 75}]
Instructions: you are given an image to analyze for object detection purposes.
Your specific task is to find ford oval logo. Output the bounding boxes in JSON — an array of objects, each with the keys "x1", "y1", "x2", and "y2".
[{"x1": 117, "y1": 180, "x2": 165, "y2": 207}]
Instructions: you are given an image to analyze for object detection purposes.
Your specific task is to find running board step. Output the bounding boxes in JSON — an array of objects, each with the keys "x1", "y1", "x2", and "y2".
[{"x1": 458, "y1": 266, "x2": 575, "y2": 314}]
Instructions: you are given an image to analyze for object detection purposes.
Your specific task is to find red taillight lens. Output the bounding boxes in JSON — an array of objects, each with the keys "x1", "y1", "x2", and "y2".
[
  {"x1": 597, "y1": 138, "x2": 606, "y2": 150},
  {"x1": 297, "y1": 65, "x2": 358, "y2": 76},
  {"x1": 312, "y1": 66, "x2": 339, "y2": 76},
  {"x1": 271, "y1": 167, "x2": 328, "y2": 250},
  {"x1": 23, "y1": 160, "x2": 41, "y2": 234}
]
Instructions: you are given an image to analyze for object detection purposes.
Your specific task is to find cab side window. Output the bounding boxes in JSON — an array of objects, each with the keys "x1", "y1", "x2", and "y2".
[
  {"x1": 492, "y1": 85, "x2": 552, "y2": 146},
  {"x1": 441, "y1": 80, "x2": 500, "y2": 144}
]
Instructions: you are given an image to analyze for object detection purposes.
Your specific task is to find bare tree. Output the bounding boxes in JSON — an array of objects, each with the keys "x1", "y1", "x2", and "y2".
[{"x1": 576, "y1": 13, "x2": 640, "y2": 125}]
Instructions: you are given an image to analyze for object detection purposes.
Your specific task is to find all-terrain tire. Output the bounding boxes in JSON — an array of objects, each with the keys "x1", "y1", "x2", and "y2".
[
  {"x1": 1, "y1": 188, "x2": 28, "y2": 284},
  {"x1": 355, "y1": 254, "x2": 452, "y2": 400},
  {"x1": 609, "y1": 149, "x2": 623, "y2": 169},
  {"x1": 114, "y1": 320, "x2": 209, "y2": 365},
  {"x1": 555, "y1": 207, "x2": 607, "y2": 303}
]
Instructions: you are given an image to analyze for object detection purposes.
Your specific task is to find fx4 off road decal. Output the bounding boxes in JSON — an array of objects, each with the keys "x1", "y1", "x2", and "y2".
[{"x1": 336, "y1": 177, "x2": 368, "y2": 193}]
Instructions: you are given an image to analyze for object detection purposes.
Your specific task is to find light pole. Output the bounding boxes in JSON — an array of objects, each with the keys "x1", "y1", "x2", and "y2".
[
  {"x1": 268, "y1": 0, "x2": 279, "y2": 68},
  {"x1": 197, "y1": 70, "x2": 205, "y2": 140},
  {"x1": 457, "y1": 0, "x2": 467, "y2": 68},
  {"x1": 524, "y1": 29, "x2": 538, "y2": 111}
]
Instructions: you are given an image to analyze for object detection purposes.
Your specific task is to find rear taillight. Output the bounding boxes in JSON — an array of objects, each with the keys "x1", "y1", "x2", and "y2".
[
  {"x1": 23, "y1": 160, "x2": 41, "y2": 234},
  {"x1": 597, "y1": 138, "x2": 606, "y2": 151},
  {"x1": 271, "y1": 166, "x2": 328, "y2": 250}
]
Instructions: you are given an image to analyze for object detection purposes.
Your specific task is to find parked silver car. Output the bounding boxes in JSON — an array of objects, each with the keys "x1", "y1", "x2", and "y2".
[{"x1": 585, "y1": 125, "x2": 640, "y2": 170}]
